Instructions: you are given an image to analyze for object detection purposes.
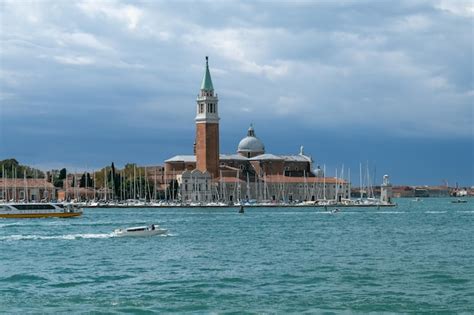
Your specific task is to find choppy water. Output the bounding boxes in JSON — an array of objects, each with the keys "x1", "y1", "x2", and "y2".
[{"x1": 1, "y1": 198, "x2": 473, "y2": 313}]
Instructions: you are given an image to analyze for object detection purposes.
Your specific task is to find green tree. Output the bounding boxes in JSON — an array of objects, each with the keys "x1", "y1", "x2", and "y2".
[{"x1": 59, "y1": 168, "x2": 67, "y2": 180}]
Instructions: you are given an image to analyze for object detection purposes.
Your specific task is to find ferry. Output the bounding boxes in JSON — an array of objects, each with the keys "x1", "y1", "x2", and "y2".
[{"x1": 0, "y1": 203, "x2": 83, "y2": 218}]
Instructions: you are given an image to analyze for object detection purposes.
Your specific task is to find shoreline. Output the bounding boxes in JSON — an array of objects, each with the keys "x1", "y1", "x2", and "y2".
[{"x1": 84, "y1": 203, "x2": 397, "y2": 209}]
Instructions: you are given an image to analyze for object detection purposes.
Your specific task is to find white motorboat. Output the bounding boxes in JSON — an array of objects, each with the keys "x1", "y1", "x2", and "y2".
[{"x1": 113, "y1": 224, "x2": 167, "y2": 237}]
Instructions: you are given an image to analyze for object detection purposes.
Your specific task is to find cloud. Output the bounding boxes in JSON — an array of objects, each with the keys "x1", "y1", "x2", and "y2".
[
  {"x1": 77, "y1": 1, "x2": 143, "y2": 30},
  {"x1": 57, "y1": 32, "x2": 111, "y2": 51},
  {"x1": 435, "y1": 0, "x2": 474, "y2": 17},
  {"x1": 0, "y1": 0, "x2": 472, "y2": 176},
  {"x1": 54, "y1": 55, "x2": 95, "y2": 65}
]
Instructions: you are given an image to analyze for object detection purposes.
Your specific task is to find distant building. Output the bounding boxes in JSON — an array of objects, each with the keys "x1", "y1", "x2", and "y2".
[
  {"x1": 164, "y1": 57, "x2": 350, "y2": 202},
  {"x1": 0, "y1": 178, "x2": 56, "y2": 202}
]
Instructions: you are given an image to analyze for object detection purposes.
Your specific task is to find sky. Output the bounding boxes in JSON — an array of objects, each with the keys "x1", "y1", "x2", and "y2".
[{"x1": 0, "y1": 0, "x2": 473, "y2": 186}]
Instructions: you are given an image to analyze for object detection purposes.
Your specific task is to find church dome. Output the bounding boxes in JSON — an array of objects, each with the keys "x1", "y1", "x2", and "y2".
[{"x1": 237, "y1": 125, "x2": 265, "y2": 157}]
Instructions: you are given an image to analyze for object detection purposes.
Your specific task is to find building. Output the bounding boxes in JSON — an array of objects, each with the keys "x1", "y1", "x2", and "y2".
[
  {"x1": 195, "y1": 56, "x2": 220, "y2": 179},
  {"x1": 165, "y1": 57, "x2": 350, "y2": 203},
  {"x1": 0, "y1": 178, "x2": 56, "y2": 202}
]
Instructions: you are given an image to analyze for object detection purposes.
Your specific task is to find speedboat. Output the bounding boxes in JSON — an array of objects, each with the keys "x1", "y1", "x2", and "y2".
[
  {"x1": 451, "y1": 199, "x2": 467, "y2": 204},
  {"x1": 0, "y1": 203, "x2": 82, "y2": 218},
  {"x1": 113, "y1": 224, "x2": 167, "y2": 237}
]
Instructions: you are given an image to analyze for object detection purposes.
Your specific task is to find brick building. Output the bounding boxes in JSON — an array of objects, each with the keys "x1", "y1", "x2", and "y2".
[{"x1": 165, "y1": 57, "x2": 349, "y2": 203}]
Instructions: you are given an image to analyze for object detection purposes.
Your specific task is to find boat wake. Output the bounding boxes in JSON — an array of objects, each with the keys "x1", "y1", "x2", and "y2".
[
  {"x1": 0, "y1": 233, "x2": 115, "y2": 241},
  {"x1": 1, "y1": 231, "x2": 173, "y2": 241},
  {"x1": 373, "y1": 211, "x2": 406, "y2": 214},
  {"x1": 0, "y1": 221, "x2": 150, "y2": 229}
]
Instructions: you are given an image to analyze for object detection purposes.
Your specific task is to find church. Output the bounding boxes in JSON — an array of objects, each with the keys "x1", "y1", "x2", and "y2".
[{"x1": 165, "y1": 57, "x2": 349, "y2": 203}]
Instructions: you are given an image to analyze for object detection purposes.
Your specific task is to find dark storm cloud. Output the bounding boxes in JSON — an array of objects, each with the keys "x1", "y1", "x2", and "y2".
[{"x1": 0, "y1": 0, "x2": 472, "y2": 184}]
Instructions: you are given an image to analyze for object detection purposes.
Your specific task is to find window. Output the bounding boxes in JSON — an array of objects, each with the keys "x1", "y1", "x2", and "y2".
[{"x1": 199, "y1": 104, "x2": 204, "y2": 113}]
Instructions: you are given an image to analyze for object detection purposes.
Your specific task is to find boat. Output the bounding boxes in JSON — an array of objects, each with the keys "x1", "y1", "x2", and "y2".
[
  {"x1": 113, "y1": 224, "x2": 167, "y2": 237},
  {"x1": 0, "y1": 203, "x2": 83, "y2": 218},
  {"x1": 451, "y1": 199, "x2": 467, "y2": 204}
]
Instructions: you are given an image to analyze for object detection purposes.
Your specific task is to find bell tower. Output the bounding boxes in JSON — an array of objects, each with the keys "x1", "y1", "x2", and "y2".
[{"x1": 195, "y1": 56, "x2": 220, "y2": 178}]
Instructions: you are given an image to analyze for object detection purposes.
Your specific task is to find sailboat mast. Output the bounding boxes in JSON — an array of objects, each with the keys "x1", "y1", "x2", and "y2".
[
  {"x1": 323, "y1": 164, "x2": 326, "y2": 201},
  {"x1": 154, "y1": 167, "x2": 157, "y2": 201}
]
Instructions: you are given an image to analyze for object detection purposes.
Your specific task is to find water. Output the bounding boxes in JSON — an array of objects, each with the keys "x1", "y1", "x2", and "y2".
[{"x1": 1, "y1": 198, "x2": 473, "y2": 313}]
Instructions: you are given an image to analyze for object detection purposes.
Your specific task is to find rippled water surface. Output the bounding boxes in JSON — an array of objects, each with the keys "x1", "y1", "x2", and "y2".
[{"x1": 1, "y1": 198, "x2": 473, "y2": 313}]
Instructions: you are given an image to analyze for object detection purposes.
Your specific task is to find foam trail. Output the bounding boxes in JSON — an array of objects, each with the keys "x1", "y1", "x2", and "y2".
[
  {"x1": 0, "y1": 233, "x2": 115, "y2": 241},
  {"x1": 374, "y1": 211, "x2": 406, "y2": 214}
]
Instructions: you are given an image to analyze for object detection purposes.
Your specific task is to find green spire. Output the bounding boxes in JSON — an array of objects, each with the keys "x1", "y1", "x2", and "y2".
[{"x1": 200, "y1": 56, "x2": 214, "y2": 91}]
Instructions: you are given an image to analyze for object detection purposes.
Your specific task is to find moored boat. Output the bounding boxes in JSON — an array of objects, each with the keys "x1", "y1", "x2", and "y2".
[
  {"x1": 0, "y1": 203, "x2": 83, "y2": 218},
  {"x1": 113, "y1": 224, "x2": 167, "y2": 237},
  {"x1": 451, "y1": 199, "x2": 467, "y2": 204}
]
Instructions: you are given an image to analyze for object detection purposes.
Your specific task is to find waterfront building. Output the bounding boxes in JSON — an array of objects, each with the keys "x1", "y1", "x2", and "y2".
[
  {"x1": 177, "y1": 170, "x2": 213, "y2": 202},
  {"x1": 0, "y1": 178, "x2": 56, "y2": 202},
  {"x1": 165, "y1": 57, "x2": 350, "y2": 203}
]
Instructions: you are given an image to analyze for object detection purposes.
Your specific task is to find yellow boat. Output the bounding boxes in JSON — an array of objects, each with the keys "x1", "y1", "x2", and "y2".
[{"x1": 0, "y1": 203, "x2": 83, "y2": 219}]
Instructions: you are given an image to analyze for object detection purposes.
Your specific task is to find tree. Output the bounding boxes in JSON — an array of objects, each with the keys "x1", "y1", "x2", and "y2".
[
  {"x1": 59, "y1": 168, "x2": 67, "y2": 180},
  {"x1": 111, "y1": 162, "x2": 120, "y2": 198},
  {"x1": 0, "y1": 159, "x2": 45, "y2": 178},
  {"x1": 79, "y1": 173, "x2": 94, "y2": 188},
  {"x1": 53, "y1": 178, "x2": 63, "y2": 188},
  {"x1": 80, "y1": 173, "x2": 86, "y2": 188}
]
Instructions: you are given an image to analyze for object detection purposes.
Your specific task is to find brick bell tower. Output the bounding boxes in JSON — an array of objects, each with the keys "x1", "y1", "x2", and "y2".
[{"x1": 195, "y1": 56, "x2": 220, "y2": 178}]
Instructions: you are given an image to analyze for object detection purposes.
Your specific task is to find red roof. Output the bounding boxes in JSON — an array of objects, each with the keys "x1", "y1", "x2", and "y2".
[
  {"x1": 0, "y1": 178, "x2": 55, "y2": 188},
  {"x1": 213, "y1": 176, "x2": 347, "y2": 184},
  {"x1": 264, "y1": 175, "x2": 347, "y2": 184}
]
